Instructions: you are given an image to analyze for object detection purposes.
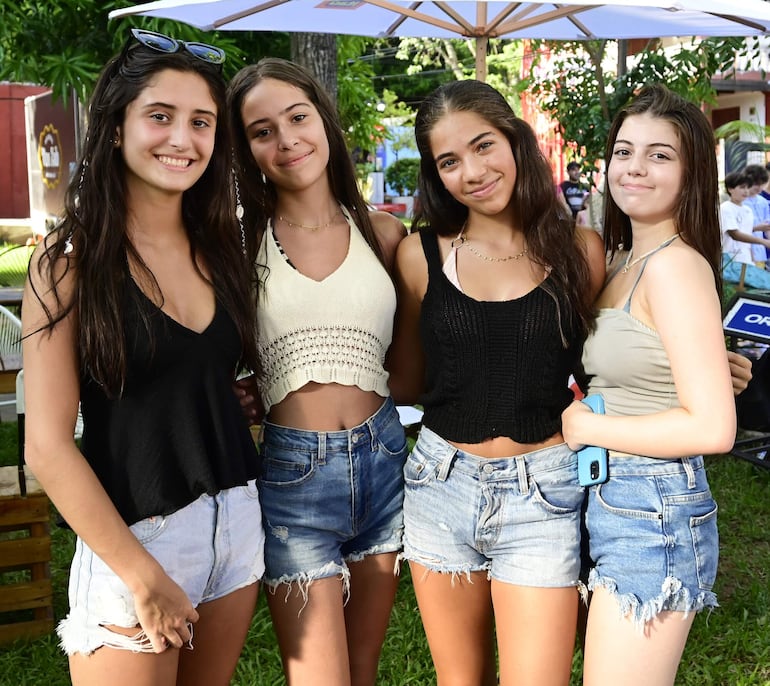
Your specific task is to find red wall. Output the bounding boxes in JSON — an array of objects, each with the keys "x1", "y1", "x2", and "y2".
[{"x1": 0, "y1": 83, "x2": 50, "y2": 218}]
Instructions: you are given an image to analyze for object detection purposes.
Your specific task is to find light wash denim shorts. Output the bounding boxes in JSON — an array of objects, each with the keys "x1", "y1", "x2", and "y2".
[
  {"x1": 401, "y1": 426, "x2": 584, "y2": 587},
  {"x1": 57, "y1": 481, "x2": 265, "y2": 656},
  {"x1": 585, "y1": 454, "x2": 719, "y2": 625},
  {"x1": 258, "y1": 397, "x2": 406, "y2": 591}
]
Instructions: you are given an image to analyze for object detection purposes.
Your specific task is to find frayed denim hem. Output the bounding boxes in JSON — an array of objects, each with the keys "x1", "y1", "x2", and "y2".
[
  {"x1": 396, "y1": 551, "x2": 490, "y2": 585},
  {"x1": 264, "y1": 561, "x2": 351, "y2": 614},
  {"x1": 345, "y1": 541, "x2": 402, "y2": 565},
  {"x1": 587, "y1": 568, "x2": 718, "y2": 630},
  {"x1": 57, "y1": 607, "x2": 153, "y2": 657}
]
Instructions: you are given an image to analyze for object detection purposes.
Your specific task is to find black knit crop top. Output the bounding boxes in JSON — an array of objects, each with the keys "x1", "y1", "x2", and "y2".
[
  {"x1": 419, "y1": 231, "x2": 580, "y2": 444},
  {"x1": 79, "y1": 282, "x2": 260, "y2": 526}
]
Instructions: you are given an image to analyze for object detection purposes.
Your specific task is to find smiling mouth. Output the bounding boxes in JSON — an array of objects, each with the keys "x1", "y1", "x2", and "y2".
[
  {"x1": 281, "y1": 151, "x2": 311, "y2": 167},
  {"x1": 157, "y1": 155, "x2": 192, "y2": 168}
]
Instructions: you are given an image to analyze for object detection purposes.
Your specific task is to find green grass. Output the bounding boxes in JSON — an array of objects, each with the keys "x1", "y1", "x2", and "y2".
[{"x1": 1, "y1": 421, "x2": 768, "y2": 685}]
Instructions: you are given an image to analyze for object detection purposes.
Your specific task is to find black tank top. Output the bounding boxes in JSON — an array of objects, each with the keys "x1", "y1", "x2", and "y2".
[
  {"x1": 79, "y1": 283, "x2": 259, "y2": 525},
  {"x1": 419, "y1": 231, "x2": 580, "y2": 444}
]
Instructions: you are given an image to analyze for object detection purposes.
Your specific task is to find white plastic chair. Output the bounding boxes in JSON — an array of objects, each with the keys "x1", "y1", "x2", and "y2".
[{"x1": 0, "y1": 304, "x2": 22, "y2": 408}]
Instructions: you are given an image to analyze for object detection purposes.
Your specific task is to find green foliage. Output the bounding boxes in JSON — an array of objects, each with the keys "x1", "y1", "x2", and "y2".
[
  {"x1": 385, "y1": 157, "x2": 420, "y2": 196},
  {"x1": 527, "y1": 37, "x2": 748, "y2": 169}
]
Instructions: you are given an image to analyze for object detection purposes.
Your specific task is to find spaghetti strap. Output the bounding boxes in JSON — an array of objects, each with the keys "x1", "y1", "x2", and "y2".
[{"x1": 622, "y1": 235, "x2": 679, "y2": 312}]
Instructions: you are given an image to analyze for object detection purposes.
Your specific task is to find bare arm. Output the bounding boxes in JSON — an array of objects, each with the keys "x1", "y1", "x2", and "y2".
[
  {"x1": 727, "y1": 228, "x2": 770, "y2": 249},
  {"x1": 22, "y1": 247, "x2": 197, "y2": 652},
  {"x1": 386, "y1": 232, "x2": 428, "y2": 405},
  {"x1": 563, "y1": 246, "x2": 736, "y2": 457},
  {"x1": 369, "y1": 210, "x2": 407, "y2": 274}
]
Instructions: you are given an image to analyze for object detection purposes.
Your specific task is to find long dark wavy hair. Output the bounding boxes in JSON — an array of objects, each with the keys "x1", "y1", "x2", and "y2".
[
  {"x1": 413, "y1": 79, "x2": 594, "y2": 340},
  {"x1": 29, "y1": 38, "x2": 259, "y2": 396},
  {"x1": 226, "y1": 57, "x2": 386, "y2": 269},
  {"x1": 603, "y1": 83, "x2": 722, "y2": 293}
]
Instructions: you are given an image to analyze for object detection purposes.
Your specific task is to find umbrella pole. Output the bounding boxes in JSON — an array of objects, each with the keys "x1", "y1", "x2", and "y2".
[{"x1": 475, "y1": 36, "x2": 488, "y2": 82}]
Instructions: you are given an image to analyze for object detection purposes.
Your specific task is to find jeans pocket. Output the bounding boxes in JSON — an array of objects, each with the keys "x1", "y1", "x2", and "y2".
[
  {"x1": 129, "y1": 515, "x2": 168, "y2": 545},
  {"x1": 690, "y1": 502, "x2": 719, "y2": 590},
  {"x1": 259, "y1": 443, "x2": 315, "y2": 486},
  {"x1": 404, "y1": 445, "x2": 435, "y2": 486}
]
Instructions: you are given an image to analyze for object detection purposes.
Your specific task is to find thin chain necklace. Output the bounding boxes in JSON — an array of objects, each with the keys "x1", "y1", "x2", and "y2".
[
  {"x1": 459, "y1": 227, "x2": 528, "y2": 263},
  {"x1": 622, "y1": 234, "x2": 679, "y2": 273},
  {"x1": 278, "y1": 208, "x2": 341, "y2": 232}
]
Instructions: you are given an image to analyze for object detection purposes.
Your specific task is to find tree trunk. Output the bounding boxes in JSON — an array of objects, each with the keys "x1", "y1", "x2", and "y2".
[{"x1": 290, "y1": 33, "x2": 338, "y2": 105}]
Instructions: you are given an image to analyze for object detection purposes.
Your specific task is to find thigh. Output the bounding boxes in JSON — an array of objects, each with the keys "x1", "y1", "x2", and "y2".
[
  {"x1": 492, "y1": 582, "x2": 578, "y2": 686},
  {"x1": 176, "y1": 583, "x2": 259, "y2": 686},
  {"x1": 409, "y1": 562, "x2": 496, "y2": 686},
  {"x1": 267, "y1": 575, "x2": 351, "y2": 686},
  {"x1": 69, "y1": 646, "x2": 178, "y2": 686},
  {"x1": 344, "y1": 552, "x2": 400, "y2": 686},
  {"x1": 583, "y1": 586, "x2": 695, "y2": 686}
]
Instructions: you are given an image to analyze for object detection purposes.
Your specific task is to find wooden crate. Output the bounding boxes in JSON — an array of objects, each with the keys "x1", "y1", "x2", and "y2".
[{"x1": 0, "y1": 466, "x2": 54, "y2": 644}]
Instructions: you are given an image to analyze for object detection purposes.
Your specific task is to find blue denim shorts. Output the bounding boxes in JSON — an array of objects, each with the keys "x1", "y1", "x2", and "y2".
[
  {"x1": 57, "y1": 481, "x2": 265, "y2": 656},
  {"x1": 401, "y1": 426, "x2": 584, "y2": 587},
  {"x1": 258, "y1": 397, "x2": 406, "y2": 590},
  {"x1": 585, "y1": 454, "x2": 719, "y2": 625}
]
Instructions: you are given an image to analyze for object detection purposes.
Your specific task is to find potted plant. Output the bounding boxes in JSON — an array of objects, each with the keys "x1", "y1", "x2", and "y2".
[{"x1": 385, "y1": 157, "x2": 420, "y2": 216}]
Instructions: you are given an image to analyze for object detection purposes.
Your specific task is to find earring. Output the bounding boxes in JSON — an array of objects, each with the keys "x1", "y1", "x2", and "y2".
[
  {"x1": 260, "y1": 171, "x2": 267, "y2": 185},
  {"x1": 233, "y1": 170, "x2": 247, "y2": 257}
]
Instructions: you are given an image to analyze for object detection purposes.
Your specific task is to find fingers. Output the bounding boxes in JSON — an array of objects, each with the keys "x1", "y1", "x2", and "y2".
[{"x1": 148, "y1": 617, "x2": 198, "y2": 653}]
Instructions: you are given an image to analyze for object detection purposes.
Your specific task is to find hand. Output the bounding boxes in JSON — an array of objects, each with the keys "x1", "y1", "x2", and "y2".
[
  {"x1": 132, "y1": 568, "x2": 199, "y2": 653},
  {"x1": 561, "y1": 399, "x2": 592, "y2": 451},
  {"x1": 727, "y1": 350, "x2": 752, "y2": 396},
  {"x1": 233, "y1": 374, "x2": 265, "y2": 425}
]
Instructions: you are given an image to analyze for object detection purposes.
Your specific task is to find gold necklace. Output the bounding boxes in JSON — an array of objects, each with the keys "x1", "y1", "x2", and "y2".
[
  {"x1": 622, "y1": 234, "x2": 679, "y2": 273},
  {"x1": 278, "y1": 209, "x2": 341, "y2": 232},
  {"x1": 459, "y1": 229, "x2": 528, "y2": 263}
]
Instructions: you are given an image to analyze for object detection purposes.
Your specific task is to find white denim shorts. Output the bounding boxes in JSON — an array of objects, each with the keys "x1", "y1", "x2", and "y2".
[{"x1": 57, "y1": 481, "x2": 265, "y2": 656}]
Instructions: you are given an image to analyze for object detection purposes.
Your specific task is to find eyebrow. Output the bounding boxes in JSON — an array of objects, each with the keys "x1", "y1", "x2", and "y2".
[
  {"x1": 614, "y1": 138, "x2": 677, "y2": 152},
  {"x1": 141, "y1": 101, "x2": 217, "y2": 118},
  {"x1": 245, "y1": 101, "x2": 311, "y2": 130},
  {"x1": 434, "y1": 130, "x2": 495, "y2": 163}
]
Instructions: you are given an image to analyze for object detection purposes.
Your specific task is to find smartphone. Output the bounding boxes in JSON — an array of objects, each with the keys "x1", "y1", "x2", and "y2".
[{"x1": 577, "y1": 394, "x2": 609, "y2": 486}]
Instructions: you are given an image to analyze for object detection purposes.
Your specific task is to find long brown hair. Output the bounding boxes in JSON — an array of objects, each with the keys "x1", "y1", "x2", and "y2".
[
  {"x1": 29, "y1": 37, "x2": 259, "y2": 395},
  {"x1": 603, "y1": 83, "x2": 722, "y2": 293},
  {"x1": 413, "y1": 79, "x2": 595, "y2": 339},
  {"x1": 226, "y1": 57, "x2": 386, "y2": 269}
]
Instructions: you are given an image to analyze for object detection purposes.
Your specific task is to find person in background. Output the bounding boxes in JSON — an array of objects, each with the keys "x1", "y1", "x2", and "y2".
[
  {"x1": 22, "y1": 29, "x2": 263, "y2": 686},
  {"x1": 743, "y1": 163, "x2": 770, "y2": 267},
  {"x1": 562, "y1": 83, "x2": 735, "y2": 686},
  {"x1": 720, "y1": 170, "x2": 770, "y2": 268},
  {"x1": 561, "y1": 161, "x2": 589, "y2": 222},
  {"x1": 227, "y1": 58, "x2": 406, "y2": 686},
  {"x1": 388, "y1": 79, "x2": 605, "y2": 686}
]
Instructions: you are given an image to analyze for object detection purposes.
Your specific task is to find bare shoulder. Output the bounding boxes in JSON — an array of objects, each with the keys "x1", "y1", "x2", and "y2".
[
  {"x1": 369, "y1": 210, "x2": 407, "y2": 270},
  {"x1": 646, "y1": 238, "x2": 713, "y2": 285},
  {"x1": 575, "y1": 226, "x2": 606, "y2": 298}
]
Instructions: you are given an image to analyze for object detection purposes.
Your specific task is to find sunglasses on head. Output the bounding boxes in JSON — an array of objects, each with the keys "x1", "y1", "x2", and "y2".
[{"x1": 130, "y1": 28, "x2": 226, "y2": 65}]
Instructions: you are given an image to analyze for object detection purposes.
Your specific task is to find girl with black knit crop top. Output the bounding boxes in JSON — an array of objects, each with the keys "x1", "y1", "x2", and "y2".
[
  {"x1": 227, "y1": 58, "x2": 407, "y2": 686},
  {"x1": 388, "y1": 80, "x2": 606, "y2": 686},
  {"x1": 22, "y1": 33, "x2": 263, "y2": 686},
  {"x1": 561, "y1": 85, "x2": 735, "y2": 685}
]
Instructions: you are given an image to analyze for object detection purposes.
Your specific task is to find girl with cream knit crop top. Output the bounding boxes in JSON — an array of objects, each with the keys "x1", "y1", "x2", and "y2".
[{"x1": 256, "y1": 207, "x2": 396, "y2": 411}]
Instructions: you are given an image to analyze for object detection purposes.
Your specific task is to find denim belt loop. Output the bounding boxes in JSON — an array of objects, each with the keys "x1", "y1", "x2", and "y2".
[
  {"x1": 682, "y1": 457, "x2": 696, "y2": 489},
  {"x1": 515, "y1": 456, "x2": 528, "y2": 494},
  {"x1": 436, "y1": 447, "x2": 457, "y2": 482},
  {"x1": 365, "y1": 417, "x2": 377, "y2": 451},
  {"x1": 317, "y1": 432, "x2": 327, "y2": 465}
]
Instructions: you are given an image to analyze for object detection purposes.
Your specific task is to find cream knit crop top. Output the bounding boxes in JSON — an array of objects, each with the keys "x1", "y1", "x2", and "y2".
[{"x1": 256, "y1": 207, "x2": 395, "y2": 411}]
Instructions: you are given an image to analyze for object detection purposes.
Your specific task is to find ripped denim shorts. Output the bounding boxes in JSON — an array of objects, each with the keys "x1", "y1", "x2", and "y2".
[
  {"x1": 57, "y1": 481, "x2": 264, "y2": 656},
  {"x1": 585, "y1": 453, "x2": 719, "y2": 625},
  {"x1": 258, "y1": 397, "x2": 406, "y2": 592},
  {"x1": 401, "y1": 426, "x2": 584, "y2": 587}
]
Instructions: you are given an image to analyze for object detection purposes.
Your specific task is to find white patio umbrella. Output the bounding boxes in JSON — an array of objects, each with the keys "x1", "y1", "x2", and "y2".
[{"x1": 110, "y1": 0, "x2": 770, "y2": 82}]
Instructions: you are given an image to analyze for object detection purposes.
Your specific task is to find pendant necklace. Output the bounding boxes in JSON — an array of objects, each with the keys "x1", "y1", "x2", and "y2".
[{"x1": 622, "y1": 234, "x2": 679, "y2": 273}]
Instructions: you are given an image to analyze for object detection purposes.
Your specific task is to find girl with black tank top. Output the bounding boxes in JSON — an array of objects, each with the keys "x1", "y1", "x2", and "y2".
[
  {"x1": 22, "y1": 33, "x2": 263, "y2": 686},
  {"x1": 388, "y1": 80, "x2": 606, "y2": 686}
]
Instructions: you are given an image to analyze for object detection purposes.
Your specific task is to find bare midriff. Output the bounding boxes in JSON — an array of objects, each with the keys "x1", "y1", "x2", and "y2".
[
  {"x1": 266, "y1": 382, "x2": 385, "y2": 432},
  {"x1": 449, "y1": 432, "x2": 565, "y2": 459}
]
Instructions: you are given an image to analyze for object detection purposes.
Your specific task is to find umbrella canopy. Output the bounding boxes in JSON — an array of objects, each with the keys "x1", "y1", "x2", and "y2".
[{"x1": 110, "y1": 0, "x2": 770, "y2": 82}]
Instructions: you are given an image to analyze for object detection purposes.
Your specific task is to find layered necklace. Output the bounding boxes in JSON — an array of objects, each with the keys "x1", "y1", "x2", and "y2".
[
  {"x1": 278, "y1": 208, "x2": 342, "y2": 232},
  {"x1": 622, "y1": 234, "x2": 679, "y2": 273},
  {"x1": 458, "y1": 225, "x2": 528, "y2": 263}
]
